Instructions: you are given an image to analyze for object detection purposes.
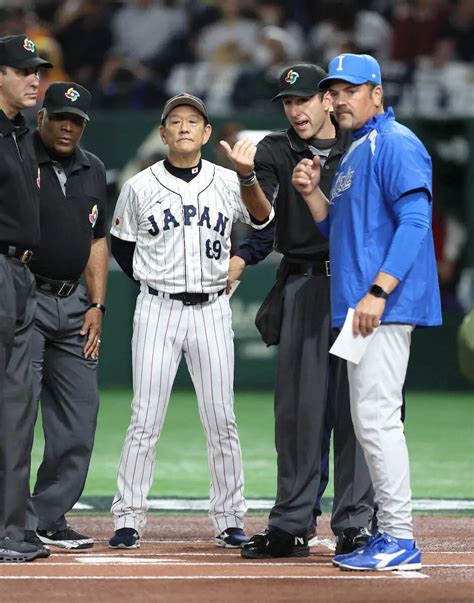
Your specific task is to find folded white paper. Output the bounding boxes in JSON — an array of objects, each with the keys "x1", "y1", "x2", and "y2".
[
  {"x1": 225, "y1": 280, "x2": 240, "y2": 299},
  {"x1": 329, "y1": 308, "x2": 379, "y2": 364}
]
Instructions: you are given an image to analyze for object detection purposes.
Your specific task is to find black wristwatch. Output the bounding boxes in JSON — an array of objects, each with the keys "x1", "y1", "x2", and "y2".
[
  {"x1": 369, "y1": 284, "x2": 389, "y2": 300},
  {"x1": 89, "y1": 303, "x2": 106, "y2": 315}
]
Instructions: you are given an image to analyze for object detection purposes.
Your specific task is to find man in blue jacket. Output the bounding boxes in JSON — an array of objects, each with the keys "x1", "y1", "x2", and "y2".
[{"x1": 292, "y1": 53, "x2": 441, "y2": 571}]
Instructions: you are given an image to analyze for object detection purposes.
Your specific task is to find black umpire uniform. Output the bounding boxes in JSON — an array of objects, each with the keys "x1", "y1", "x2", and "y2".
[
  {"x1": 0, "y1": 34, "x2": 52, "y2": 561},
  {"x1": 239, "y1": 65, "x2": 374, "y2": 556},
  {"x1": 25, "y1": 83, "x2": 107, "y2": 546}
]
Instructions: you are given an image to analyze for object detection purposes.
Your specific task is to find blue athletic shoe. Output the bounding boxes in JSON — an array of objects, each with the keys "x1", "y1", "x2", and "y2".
[{"x1": 337, "y1": 532, "x2": 422, "y2": 572}]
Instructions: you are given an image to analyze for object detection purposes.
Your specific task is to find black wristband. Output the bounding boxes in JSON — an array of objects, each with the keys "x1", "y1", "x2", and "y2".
[
  {"x1": 89, "y1": 303, "x2": 106, "y2": 315},
  {"x1": 369, "y1": 284, "x2": 389, "y2": 300}
]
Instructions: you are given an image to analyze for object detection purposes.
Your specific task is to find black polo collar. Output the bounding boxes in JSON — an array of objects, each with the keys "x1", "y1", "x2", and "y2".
[
  {"x1": 33, "y1": 130, "x2": 91, "y2": 171},
  {"x1": 285, "y1": 115, "x2": 349, "y2": 159},
  {"x1": 0, "y1": 109, "x2": 28, "y2": 136}
]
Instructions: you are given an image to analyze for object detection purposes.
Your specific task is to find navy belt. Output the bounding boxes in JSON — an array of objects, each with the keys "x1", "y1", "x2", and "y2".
[
  {"x1": 0, "y1": 243, "x2": 33, "y2": 264},
  {"x1": 148, "y1": 288, "x2": 225, "y2": 305},
  {"x1": 34, "y1": 274, "x2": 79, "y2": 297}
]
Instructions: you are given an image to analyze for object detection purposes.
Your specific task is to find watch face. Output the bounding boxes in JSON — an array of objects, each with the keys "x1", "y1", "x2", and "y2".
[{"x1": 370, "y1": 285, "x2": 388, "y2": 299}]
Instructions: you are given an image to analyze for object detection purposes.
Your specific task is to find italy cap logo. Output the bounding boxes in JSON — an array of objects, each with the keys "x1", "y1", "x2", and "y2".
[
  {"x1": 285, "y1": 69, "x2": 300, "y2": 85},
  {"x1": 23, "y1": 38, "x2": 35, "y2": 53},
  {"x1": 65, "y1": 87, "x2": 80, "y2": 102}
]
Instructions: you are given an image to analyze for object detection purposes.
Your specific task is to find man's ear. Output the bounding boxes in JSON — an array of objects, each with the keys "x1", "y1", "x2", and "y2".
[{"x1": 159, "y1": 125, "x2": 167, "y2": 145}]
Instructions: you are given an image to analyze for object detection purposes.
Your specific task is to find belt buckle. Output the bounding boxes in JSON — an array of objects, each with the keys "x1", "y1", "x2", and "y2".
[
  {"x1": 182, "y1": 293, "x2": 197, "y2": 306},
  {"x1": 20, "y1": 249, "x2": 33, "y2": 264},
  {"x1": 57, "y1": 282, "x2": 75, "y2": 297},
  {"x1": 325, "y1": 260, "x2": 331, "y2": 277}
]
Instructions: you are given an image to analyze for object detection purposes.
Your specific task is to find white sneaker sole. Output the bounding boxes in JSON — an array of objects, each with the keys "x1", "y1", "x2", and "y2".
[
  {"x1": 109, "y1": 541, "x2": 140, "y2": 549},
  {"x1": 37, "y1": 535, "x2": 94, "y2": 550},
  {"x1": 308, "y1": 536, "x2": 336, "y2": 550},
  {"x1": 339, "y1": 562, "x2": 422, "y2": 572}
]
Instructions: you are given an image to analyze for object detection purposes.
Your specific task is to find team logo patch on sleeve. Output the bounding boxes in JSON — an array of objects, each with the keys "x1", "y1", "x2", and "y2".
[
  {"x1": 114, "y1": 216, "x2": 122, "y2": 232},
  {"x1": 89, "y1": 204, "x2": 98, "y2": 228}
]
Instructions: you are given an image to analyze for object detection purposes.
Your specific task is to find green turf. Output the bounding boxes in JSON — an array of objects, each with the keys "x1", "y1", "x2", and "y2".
[{"x1": 31, "y1": 389, "x2": 474, "y2": 499}]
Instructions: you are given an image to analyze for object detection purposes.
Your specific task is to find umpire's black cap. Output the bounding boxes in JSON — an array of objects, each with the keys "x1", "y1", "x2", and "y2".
[
  {"x1": 42, "y1": 82, "x2": 92, "y2": 121},
  {"x1": 161, "y1": 93, "x2": 209, "y2": 125},
  {"x1": 272, "y1": 64, "x2": 327, "y2": 101},
  {"x1": 0, "y1": 34, "x2": 52, "y2": 69}
]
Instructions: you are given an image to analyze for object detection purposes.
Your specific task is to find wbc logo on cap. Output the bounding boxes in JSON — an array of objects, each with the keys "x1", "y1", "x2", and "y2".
[
  {"x1": 65, "y1": 87, "x2": 80, "y2": 102},
  {"x1": 23, "y1": 38, "x2": 35, "y2": 53},
  {"x1": 285, "y1": 69, "x2": 300, "y2": 85}
]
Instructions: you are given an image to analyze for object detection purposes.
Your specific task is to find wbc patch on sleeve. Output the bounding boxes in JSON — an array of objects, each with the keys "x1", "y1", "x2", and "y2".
[
  {"x1": 114, "y1": 216, "x2": 123, "y2": 232},
  {"x1": 89, "y1": 204, "x2": 98, "y2": 228}
]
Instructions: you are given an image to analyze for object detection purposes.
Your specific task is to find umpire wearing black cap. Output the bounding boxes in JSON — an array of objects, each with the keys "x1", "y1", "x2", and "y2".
[
  {"x1": 224, "y1": 63, "x2": 375, "y2": 558},
  {"x1": 0, "y1": 34, "x2": 52, "y2": 563},
  {"x1": 22, "y1": 82, "x2": 108, "y2": 552}
]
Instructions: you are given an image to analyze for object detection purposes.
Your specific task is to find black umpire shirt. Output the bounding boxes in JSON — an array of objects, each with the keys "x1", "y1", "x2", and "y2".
[
  {"x1": 29, "y1": 131, "x2": 107, "y2": 281},
  {"x1": 0, "y1": 110, "x2": 40, "y2": 248},
  {"x1": 245, "y1": 124, "x2": 350, "y2": 263}
]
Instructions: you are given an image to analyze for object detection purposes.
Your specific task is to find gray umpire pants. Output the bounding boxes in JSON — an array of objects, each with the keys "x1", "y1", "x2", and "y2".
[
  {"x1": 0, "y1": 256, "x2": 36, "y2": 541},
  {"x1": 268, "y1": 273, "x2": 374, "y2": 537},
  {"x1": 25, "y1": 284, "x2": 99, "y2": 532}
]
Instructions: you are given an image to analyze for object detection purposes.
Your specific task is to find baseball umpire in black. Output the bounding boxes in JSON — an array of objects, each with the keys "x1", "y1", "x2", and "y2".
[
  {"x1": 23, "y1": 82, "x2": 108, "y2": 552},
  {"x1": 225, "y1": 64, "x2": 374, "y2": 557},
  {"x1": 0, "y1": 34, "x2": 52, "y2": 563}
]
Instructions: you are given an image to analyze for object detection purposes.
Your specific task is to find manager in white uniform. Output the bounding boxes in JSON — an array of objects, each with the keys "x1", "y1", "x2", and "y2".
[{"x1": 108, "y1": 93, "x2": 273, "y2": 549}]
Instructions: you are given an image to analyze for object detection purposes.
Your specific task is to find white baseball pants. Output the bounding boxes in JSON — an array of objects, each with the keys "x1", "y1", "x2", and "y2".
[
  {"x1": 111, "y1": 289, "x2": 247, "y2": 536},
  {"x1": 347, "y1": 324, "x2": 414, "y2": 539}
]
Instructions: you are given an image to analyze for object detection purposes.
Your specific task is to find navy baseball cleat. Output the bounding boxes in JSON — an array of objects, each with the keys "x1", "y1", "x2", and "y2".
[
  {"x1": 336, "y1": 533, "x2": 422, "y2": 571},
  {"x1": 215, "y1": 528, "x2": 250, "y2": 548},
  {"x1": 109, "y1": 528, "x2": 140, "y2": 549}
]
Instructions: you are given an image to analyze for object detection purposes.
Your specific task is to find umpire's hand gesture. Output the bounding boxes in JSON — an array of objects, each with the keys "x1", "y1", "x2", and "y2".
[{"x1": 219, "y1": 138, "x2": 256, "y2": 177}]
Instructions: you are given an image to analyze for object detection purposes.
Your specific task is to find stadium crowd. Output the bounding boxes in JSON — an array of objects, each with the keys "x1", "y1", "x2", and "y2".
[{"x1": 0, "y1": 0, "x2": 473, "y2": 116}]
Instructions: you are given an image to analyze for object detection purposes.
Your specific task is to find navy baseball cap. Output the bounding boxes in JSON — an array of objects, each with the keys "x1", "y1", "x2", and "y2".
[
  {"x1": 0, "y1": 34, "x2": 52, "y2": 69},
  {"x1": 272, "y1": 64, "x2": 327, "y2": 101},
  {"x1": 161, "y1": 93, "x2": 208, "y2": 125},
  {"x1": 43, "y1": 82, "x2": 92, "y2": 121},
  {"x1": 319, "y1": 54, "x2": 382, "y2": 90}
]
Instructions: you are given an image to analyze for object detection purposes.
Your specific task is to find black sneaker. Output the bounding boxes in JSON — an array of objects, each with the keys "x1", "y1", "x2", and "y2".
[
  {"x1": 0, "y1": 537, "x2": 42, "y2": 563},
  {"x1": 335, "y1": 527, "x2": 371, "y2": 556},
  {"x1": 24, "y1": 531, "x2": 51, "y2": 558},
  {"x1": 37, "y1": 527, "x2": 93, "y2": 550},
  {"x1": 215, "y1": 528, "x2": 250, "y2": 548},
  {"x1": 109, "y1": 528, "x2": 140, "y2": 549},
  {"x1": 241, "y1": 526, "x2": 309, "y2": 559}
]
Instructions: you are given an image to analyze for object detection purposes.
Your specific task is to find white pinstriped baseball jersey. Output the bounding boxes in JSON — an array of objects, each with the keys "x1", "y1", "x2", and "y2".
[{"x1": 111, "y1": 159, "x2": 274, "y2": 293}]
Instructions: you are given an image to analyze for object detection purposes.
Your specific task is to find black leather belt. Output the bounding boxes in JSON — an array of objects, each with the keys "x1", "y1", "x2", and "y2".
[
  {"x1": 34, "y1": 274, "x2": 79, "y2": 297},
  {"x1": 284, "y1": 259, "x2": 330, "y2": 277},
  {"x1": 0, "y1": 243, "x2": 33, "y2": 264},
  {"x1": 148, "y1": 287, "x2": 225, "y2": 305}
]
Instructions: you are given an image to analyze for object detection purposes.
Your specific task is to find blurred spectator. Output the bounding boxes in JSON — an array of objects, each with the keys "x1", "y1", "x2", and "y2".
[
  {"x1": 435, "y1": 0, "x2": 474, "y2": 63},
  {"x1": 108, "y1": 0, "x2": 186, "y2": 64},
  {"x1": 195, "y1": 0, "x2": 259, "y2": 65},
  {"x1": 308, "y1": 0, "x2": 392, "y2": 64},
  {"x1": 254, "y1": 0, "x2": 304, "y2": 60},
  {"x1": 390, "y1": 0, "x2": 449, "y2": 61},
  {"x1": 54, "y1": 0, "x2": 113, "y2": 88}
]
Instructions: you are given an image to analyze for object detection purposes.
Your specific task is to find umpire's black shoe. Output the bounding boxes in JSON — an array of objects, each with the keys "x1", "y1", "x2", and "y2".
[
  {"x1": 0, "y1": 537, "x2": 42, "y2": 563},
  {"x1": 241, "y1": 526, "x2": 309, "y2": 559},
  {"x1": 37, "y1": 527, "x2": 93, "y2": 550},
  {"x1": 335, "y1": 527, "x2": 371, "y2": 556},
  {"x1": 24, "y1": 531, "x2": 51, "y2": 558}
]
